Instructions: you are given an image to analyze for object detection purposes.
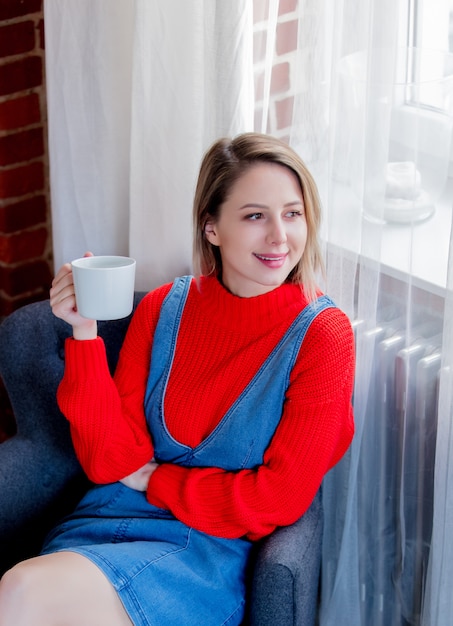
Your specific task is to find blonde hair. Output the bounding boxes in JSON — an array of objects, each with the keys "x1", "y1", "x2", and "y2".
[{"x1": 192, "y1": 132, "x2": 324, "y2": 301}]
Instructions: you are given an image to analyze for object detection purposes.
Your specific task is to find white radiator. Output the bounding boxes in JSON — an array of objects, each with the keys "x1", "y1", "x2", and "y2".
[{"x1": 356, "y1": 310, "x2": 442, "y2": 626}]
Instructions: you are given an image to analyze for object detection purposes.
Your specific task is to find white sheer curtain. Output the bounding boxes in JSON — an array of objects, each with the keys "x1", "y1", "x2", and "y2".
[
  {"x1": 44, "y1": 0, "x2": 135, "y2": 270},
  {"x1": 44, "y1": 0, "x2": 253, "y2": 289},
  {"x1": 44, "y1": 1, "x2": 453, "y2": 624},
  {"x1": 261, "y1": 1, "x2": 453, "y2": 625}
]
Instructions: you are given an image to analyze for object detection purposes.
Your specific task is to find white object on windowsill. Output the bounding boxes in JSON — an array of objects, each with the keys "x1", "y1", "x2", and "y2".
[
  {"x1": 384, "y1": 161, "x2": 434, "y2": 222},
  {"x1": 385, "y1": 161, "x2": 421, "y2": 199},
  {"x1": 365, "y1": 161, "x2": 435, "y2": 223}
]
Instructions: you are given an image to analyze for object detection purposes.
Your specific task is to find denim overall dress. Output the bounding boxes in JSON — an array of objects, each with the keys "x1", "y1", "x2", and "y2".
[{"x1": 42, "y1": 276, "x2": 335, "y2": 626}]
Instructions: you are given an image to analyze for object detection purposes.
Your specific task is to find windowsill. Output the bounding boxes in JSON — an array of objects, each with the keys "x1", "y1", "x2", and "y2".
[{"x1": 325, "y1": 179, "x2": 452, "y2": 298}]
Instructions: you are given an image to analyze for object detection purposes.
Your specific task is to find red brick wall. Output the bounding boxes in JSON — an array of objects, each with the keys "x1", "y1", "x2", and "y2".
[
  {"x1": 0, "y1": 0, "x2": 52, "y2": 440},
  {"x1": 0, "y1": 0, "x2": 52, "y2": 320},
  {"x1": 253, "y1": 0, "x2": 299, "y2": 140}
]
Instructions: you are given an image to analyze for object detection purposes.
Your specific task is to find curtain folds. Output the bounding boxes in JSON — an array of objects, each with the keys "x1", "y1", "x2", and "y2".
[
  {"x1": 44, "y1": 0, "x2": 253, "y2": 288},
  {"x1": 44, "y1": 1, "x2": 453, "y2": 623},
  {"x1": 44, "y1": 0, "x2": 135, "y2": 270},
  {"x1": 422, "y1": 224, "x2": 453, "y2": 625},
  {"x1": 128, "y1": 1, "x2": 253, "y2": 289}
]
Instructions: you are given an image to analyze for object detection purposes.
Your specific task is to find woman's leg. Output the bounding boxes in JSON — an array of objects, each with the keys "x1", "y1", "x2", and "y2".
[{"x1": 0, "y1": 552, "x2": 133, "y2": 626}]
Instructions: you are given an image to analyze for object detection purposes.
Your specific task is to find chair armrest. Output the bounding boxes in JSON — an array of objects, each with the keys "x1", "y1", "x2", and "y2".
[
  {"x1": 0, "y1": 294, "x2": 146, "y2": 575},
  {"x1": 247, "y1": 490, "x2": 323, "y2": 626},
  {"x1": 0, "y1": 435, "x2": 89, "y2": 575}
]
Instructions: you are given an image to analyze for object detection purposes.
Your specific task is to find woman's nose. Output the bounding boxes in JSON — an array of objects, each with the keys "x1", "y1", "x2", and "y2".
[{"x1": 266, "y1": 218, "x2": 287, "y2": 245}]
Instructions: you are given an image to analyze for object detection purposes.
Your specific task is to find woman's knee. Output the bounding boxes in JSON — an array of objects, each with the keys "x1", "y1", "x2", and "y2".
[
  {"x1": 0, "y1": 559, "x2": 47, "y2": 624},
  {"x1": 0, "y1": 553, "x2": 133, "y2": 626},
  {"x1": 0, "y1": 560, "x2": 35, "y2": 601}
]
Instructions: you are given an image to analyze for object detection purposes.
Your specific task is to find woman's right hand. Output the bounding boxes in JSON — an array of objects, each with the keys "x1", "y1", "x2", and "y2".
[
  {"x1": 120, "y1": 460, "x2": 159, "y2": 492},
  {"x1": 50, "y1": 253, "x2": 98, "y2": 340}
]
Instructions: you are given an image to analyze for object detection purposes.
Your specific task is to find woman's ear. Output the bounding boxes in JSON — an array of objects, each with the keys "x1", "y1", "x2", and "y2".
[{"x1": 204, "y1": 221, "x2": 220, "y2": 246}]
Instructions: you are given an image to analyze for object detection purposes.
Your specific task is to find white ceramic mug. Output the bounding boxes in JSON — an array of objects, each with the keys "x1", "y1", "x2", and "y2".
[{"x1": 71, "y1": 256, "x2": 136, "y2": 320}]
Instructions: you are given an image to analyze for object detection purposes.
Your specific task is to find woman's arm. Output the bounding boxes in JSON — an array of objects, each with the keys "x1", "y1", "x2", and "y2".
[
  {"x1": 146, "y1": 307, "x2": 355, "y2": 540},
  {"x1": 56, "y1": 286, "x2": 171, "y2": 483}
]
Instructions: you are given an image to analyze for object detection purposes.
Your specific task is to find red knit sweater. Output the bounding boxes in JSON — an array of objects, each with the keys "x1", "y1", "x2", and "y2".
[{"x1": 57, "y1": 275, "x2": 355, "y2": 541}]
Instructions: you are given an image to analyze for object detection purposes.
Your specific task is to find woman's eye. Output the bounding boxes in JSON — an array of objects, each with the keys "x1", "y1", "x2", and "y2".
[
  {"x1": 286, "y1": 210, "x2": 303, "y2": 218},
  {"x1": 245, "y1": 212, "x2": 263, "y2": 220}
]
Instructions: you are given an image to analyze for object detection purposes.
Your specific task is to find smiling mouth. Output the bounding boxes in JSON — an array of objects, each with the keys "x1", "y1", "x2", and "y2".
[{"x1": 254, "y1": 253, "x2": 287, "y2": 261}]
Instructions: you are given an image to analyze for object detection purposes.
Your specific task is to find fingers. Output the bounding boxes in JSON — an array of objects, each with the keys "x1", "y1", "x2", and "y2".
[
  {"x1": 49, "y1": 263, "x2": 75, "y2": 314},
  {"x1": 51, "y1": 262, "x2": 73, "y2": 294},
  {"x1": 49, "y1": 253, "x2": 94, "y2": 312},
  {"x1": 49, "y1": 256, "x2": 98, "y2": 338},
  {"x1": 120, "y1": 461, "x2": 159, "y2": 492}
]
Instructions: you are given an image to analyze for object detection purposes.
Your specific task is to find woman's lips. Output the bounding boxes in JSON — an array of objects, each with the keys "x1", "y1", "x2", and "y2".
[{"x1": 254, "y1": 252, "x2": 288, "y2": 268}]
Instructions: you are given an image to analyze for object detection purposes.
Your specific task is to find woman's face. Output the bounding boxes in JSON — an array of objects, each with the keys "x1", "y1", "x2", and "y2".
[{"x1": 205, "y1": 162, "x2": 307, "y2": 298}]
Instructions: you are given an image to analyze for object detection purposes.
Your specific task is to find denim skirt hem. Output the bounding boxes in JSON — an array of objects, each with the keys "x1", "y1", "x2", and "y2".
[{"x1": 41, "y1": 483, "x2": 252, "y2": 626}]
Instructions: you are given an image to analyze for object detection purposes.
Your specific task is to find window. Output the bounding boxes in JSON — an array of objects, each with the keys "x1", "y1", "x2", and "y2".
[
  {"x1": 328, "y1": 0, "x2": 453, "y2": 292},
  {"x1": 410, "y1": 0, "x2": 452, "y2": 52}
]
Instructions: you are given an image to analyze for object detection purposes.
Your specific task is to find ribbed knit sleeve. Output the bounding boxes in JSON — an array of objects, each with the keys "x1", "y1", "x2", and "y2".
[
  {"x1": 56, "y1": 284, "x2": 171, "y2": 483},
  {"x1": 147, "y1": 306, "x2": 355, "y2": 540}
]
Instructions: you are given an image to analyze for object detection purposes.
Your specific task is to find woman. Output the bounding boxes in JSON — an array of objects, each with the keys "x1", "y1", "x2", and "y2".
[{"x1": 0, "y1": 133, "x2": 355, "y2": 625}]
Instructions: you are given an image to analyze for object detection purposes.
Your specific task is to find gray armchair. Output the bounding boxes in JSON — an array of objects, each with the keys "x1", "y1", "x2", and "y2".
[{"x1": 0, "y1": 295, "x2": 322, "y2": 625}]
